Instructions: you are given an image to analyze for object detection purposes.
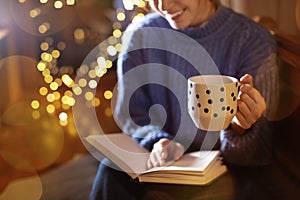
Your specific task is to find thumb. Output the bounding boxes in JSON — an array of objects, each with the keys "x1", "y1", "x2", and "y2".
[{"x1": 240, "y1": 74, "x2": 253, "y2": 87}]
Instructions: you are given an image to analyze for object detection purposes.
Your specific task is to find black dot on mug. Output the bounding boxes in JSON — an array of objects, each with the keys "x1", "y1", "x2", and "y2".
[
  {"x1": 222, "y1": 106, "x2": 226, "y2": 111},
  {"x1": 213, "y1": 113, "x2": 218, "y2": 118},
  {"x1": 227, "y1": 106, "x2": 230, "y2": 111},
  {"x1": 220, "y1": 98, "x2": 224, "y2": 102},
  {"x1": 233, "y1": 96, "x2": 236, "y2": 101},
  {"x1": 192, "y1": 106, "x2": 195, "y2": 111},
  {"x1": 196, "y1": 94, "x2": 200, "y2": 99},
  {"x1": 204, "y1": 108, "x2": 209, "y2": 113},
  {"x1": 197, "y1": 103, "x2": 201, "y2": 107},
  {"x1": 189, "y1": 91, "x2": 191, "y2": 95},
  {"x1": 230, "y1": 109, "x2": 234, "y2": 114},
  {"x1": 236, "y1": 82, "x2": 238, "y2": 87},
  {"x1": 208, "y1": 99, "x2": 213, "y2": 104},
  {"x1": 206, "y1": 90, "x2": 211, "y2": 94},
  {"x1": 231, "y1": 92, "x2": 234, "y2": 97},
  {"x1": 220, "y1": 87, "x2": 225, "y2": 92},
  {"x1": 190, "y1": 83, "x2": 193, "y2": 88}
]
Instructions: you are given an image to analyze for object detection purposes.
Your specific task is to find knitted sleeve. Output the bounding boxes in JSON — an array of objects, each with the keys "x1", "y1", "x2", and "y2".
[{"x1": 220, "y1": 23, "x2": 279, "y2": 166}]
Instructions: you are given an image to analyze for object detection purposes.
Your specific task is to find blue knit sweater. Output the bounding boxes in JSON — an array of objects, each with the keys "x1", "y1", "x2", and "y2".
[{"x1": 114, "y1": 5, "x2": 278, "y2": 166}]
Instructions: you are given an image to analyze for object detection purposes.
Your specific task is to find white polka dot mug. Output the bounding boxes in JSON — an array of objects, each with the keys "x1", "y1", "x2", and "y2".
[{"x1": 188, "y1": 75, "x2": 239, "y2": 131}]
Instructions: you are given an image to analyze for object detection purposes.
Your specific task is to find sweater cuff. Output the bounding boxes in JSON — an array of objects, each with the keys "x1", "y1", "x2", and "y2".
[{"x1": 136, "y1": 129, "x2": 173, "y2": 151}]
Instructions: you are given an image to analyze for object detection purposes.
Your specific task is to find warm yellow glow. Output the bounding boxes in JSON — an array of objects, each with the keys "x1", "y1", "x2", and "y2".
[
  {"x1": 113, "y1": 29, "x2": 122, "y2": 38},
  {"x1": 61, "y1": 104, "x2": 70, "y2": 110},
  {"x1": 62, "y1": 74, "x2": 74, "y2": 87},
  {"x1": 107, "y1": 45, "x2": 117, "y2": 56},
  {"x1": 97, "y1": 57, "x2": 106, "y2": 68},
  {"x1": 136, "y1": 0, "x2": 146, "y2": 7},
  {"x1": 122, "y1": 0, "x2": 134, "y2": 10},
  {"x1": 88, "y1": 80, "x2": 97, "y2": 89},
  {"x1": 85, "y1": 92, "x2": 94, "y2": 101},
  {"x1": 115, "y1": 43, "x2": 122, "y2": 52},
  {"x1": 46, "y1": 93, "x2": 55, "y2": 102},
  {"x1": 32, "y1": 110, "x2": 41, "y2": 120},
  {"x1": 19, "y1": 0, "x2": 26, "y2": 3},
  {"x1": 41, "y1": 52, "x2": 53, "y2": 62},
  {"x1": 52, "y1": 50, "x2": 60, "y2": 59},
  {"x1": 61, "y1": 95, "x2": 69, "y2": 105},
  {"x1": 88, "y1": 70, "x2": 97, "y2": 79},
  {"x1": 46, "y1": 104, "x2": 55, "y2": 114},
  {"x1": 54, "y1": 1, "x2": 63, "y2": 9},
  {"x1": 72, "y1": 85, "x2": 82, "y2": 95},
  {"x1": 42, "y1": 69, "x2": 51, "y2": 77},
  {"x1": 38, "y1": 23, "x2": 50, "y2": 34},
  {"x1": 30, "y1": 9, "x2": 41, "y2": 18},
  {"x1": 39, "y1": 87, "x2": 48, "y2": 96},
  {"x1": 117, "y1": 12, "x2": 126, "y2": 21},
  {"x1": 37, "y1": 62, "x2": 46, "y2": 71},
  {"x1": 78, "y1": 78, "x2": 87, "y2": 87},
  {"x1": 44, "y1": 75, "x2": 53, "y2": 84},
  {"x1": 54, "y1": 78, "x2": 63, "y2": 86},
  {"x1": 31, "y1": 100, "x2": 40, "y2": 109},
  {"x1": 59, "y1": 112, "x2": 68, "y2": 121},
  {"x1": 104, "y1": 107, "x2": 113, "y2": 117},
  {"x1": 40, "y1": 0, "x2": 48, "y2": 3},
  {"x1": 53, "y1": 91, "x2": 61, "y2": 100},
  {"x1": 106, "y1": 60, "x2": 113, "y2": 68},
  {"x1": 66, "y1": 0, "x2": 75, "y2": 5},
  {"x1": 74, "y1": 28, "x2": 85, "y2": 41},
  {"x1": 64, "y1": 91, "x2": 72, "y2": 97},
  {"x1": 67, "y1": 97, "x2": 75, "y2": 106},
  {"x1": 40, "y1": 42, "x2": 49, "y2": 51},
  {"x1": 104, "y1": 90, "x2": 113, "y2": 100},
  {"x1": 95, "y1": 68, "x2": 104, "y2": 77},
  {"x1": 59, "y1": 120, "x2": 68, "y2": 126},
  {"x1": 92, "y1": 97, "x2": 101, "y2": 107},
  {"x1": 132, "y1": 13, "x2": 145, "y2": 24},
  {"x1": 50, "y1": 82, "x2": 59, "y2": 91}
]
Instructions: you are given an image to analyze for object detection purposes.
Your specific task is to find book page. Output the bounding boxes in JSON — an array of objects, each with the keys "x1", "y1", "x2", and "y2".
[
  {"x1": 86, "y1": 133, "x2": 150, "y2": 178},
  {"x1": 143, "y1": 151, "x2": 220, "y2": 174}
]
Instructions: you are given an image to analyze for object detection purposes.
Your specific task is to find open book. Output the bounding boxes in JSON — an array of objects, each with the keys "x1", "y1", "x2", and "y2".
[{"x1": 86, "y1": 133, "x2": 227, "y2": 185}]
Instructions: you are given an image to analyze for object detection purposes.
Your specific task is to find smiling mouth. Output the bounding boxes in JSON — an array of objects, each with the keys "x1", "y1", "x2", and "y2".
[{"x1": 166, "y1": 8, "x2": 186, "y2": 20}]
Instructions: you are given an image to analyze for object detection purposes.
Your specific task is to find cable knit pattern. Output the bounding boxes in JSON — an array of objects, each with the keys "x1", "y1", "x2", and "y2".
[{"x1": 115, "y1": 5, "x2": 278, "y2": 166}]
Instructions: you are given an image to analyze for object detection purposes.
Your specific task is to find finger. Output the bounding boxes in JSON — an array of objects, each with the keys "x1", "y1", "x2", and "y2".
[
  {"x1": 240, "y1": 85, "x2": 266, "y2": 111},
  {"x1": 240, "y1": 74, "x2": 253, "y2": 87},
  {"x1": 153, "y1": 143, "x2": 167, "y2": 164},
  {"x1": 237, "y1": 100, "x2": 256, "y2": 126},
  {"x1": 147, "y1": 159, "x2": 153, "y2": 169},
  {"x1": 235, "y1": 111, "x2": 252, "y2": 129},
  {"x1": 149, "y1": 151, "x2": 160, "y2": 167}
]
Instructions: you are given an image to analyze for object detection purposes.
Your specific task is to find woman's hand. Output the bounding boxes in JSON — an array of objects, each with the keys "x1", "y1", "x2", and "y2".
[
  {"x1": 147, "y1": 138, "x2": 184, "y2": 169},
  {"x1": 232, "y1": 74, "x2": 266, "y2": 133}
]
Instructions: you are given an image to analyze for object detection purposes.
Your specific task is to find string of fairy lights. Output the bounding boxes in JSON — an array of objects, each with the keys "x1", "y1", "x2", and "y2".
[{"x1": 19, "y1": 0, "x2": 148, "y2": 132}]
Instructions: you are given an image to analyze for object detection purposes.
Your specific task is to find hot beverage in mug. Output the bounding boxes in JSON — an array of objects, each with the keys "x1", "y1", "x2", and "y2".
[{"x1": 188, "y1": 75, "x2": 239, "y2": 131}]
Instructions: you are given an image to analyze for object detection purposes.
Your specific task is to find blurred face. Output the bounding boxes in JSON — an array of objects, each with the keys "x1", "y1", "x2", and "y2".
[{"x1": 149, "y1": 0, "x2": 216, "y2": 30}]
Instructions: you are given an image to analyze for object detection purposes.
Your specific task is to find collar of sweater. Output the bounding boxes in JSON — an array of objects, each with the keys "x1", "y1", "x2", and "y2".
[{"x1": 178, "y1": 5, "x2": 232, "y2": 39}]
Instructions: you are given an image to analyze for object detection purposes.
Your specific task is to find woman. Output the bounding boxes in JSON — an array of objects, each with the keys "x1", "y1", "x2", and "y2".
[{"x1": 90, "y1": 0, "x2": 278, "y2": 199}]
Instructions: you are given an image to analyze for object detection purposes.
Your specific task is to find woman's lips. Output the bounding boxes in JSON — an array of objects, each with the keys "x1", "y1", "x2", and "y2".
[{"x1": 165, "y1": 8, "x2": 186, "y2": 21}]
